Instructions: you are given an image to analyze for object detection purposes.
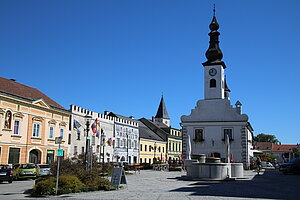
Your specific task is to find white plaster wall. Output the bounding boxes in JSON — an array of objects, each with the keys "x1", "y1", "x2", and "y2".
[{"x1": 204, "y1": 65, "x2": 224, "y2": 100}]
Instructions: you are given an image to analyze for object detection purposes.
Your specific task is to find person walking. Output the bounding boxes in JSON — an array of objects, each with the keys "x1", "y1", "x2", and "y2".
[{"x1": 256, "y1": 157, "x2": 262, "y2": 175}]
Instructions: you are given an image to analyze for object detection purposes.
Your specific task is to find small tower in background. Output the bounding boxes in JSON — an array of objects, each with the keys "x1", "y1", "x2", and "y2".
[{"x1": 153, "y1": 95, "x2": 170, "y2": 127}]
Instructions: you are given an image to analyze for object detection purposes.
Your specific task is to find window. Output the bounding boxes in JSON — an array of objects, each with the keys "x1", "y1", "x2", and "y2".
[
  {"x1": 144, "y1": 158, "x2": 147, "y2": 163},
  {"x1": 158, "y1": 146, "x2": 161, "y2": 152},
  {"x1": 145, "y1": 145, "x2": 147, "y2": 152},
  {"x1": 173, "y1": 143, "x2": 175, "y2": 151},
  {"x1": 162, "y1": 147, "x2": 164, "y2": 153},
  {"x1": 224, "y1": 129, "x2": 233, "y2": 141},
  {"x1": 140, "y1": 144, "x2": 142, "y2": 151},
  {"x1": 82, "y1": 147, "x2": 84, "y2": 154},
  {"x1": 68, "y1": 134, "x2": 71, "y2": 145},
  {"x1": 14, "y1": 120, "x2": 20, "y2": 135},
  {"x1": 194, "y1": 128, "x2": 204, "y2": 142},
  {"x1": 74, "y1": 146, "x2": 78, "y2": 155},
  {"x1": 60, "y1": 128, "x2": 64, "y2": 139},
  {"x1": 169, "y1": 143, "x2": 171, "y2": 151},
  {"x1": 77, "y1": 132, "x2": 80, "y2": 140},
  {"x1": 117, "y1": 138, "x2": 120, "y2": 147},
  {"x1": 8, "y1": 148, "x2": 20, "y2": 164},
  {"x1": 210, "y1": 79, "x2": 216, "y2": 88},
  {"x1": 149, "y1": 145, "x2": 152, "y2": 152},
  {"x1": 49, "y1": 126, "x2": 54, "y2": 139},
  {"x1": 33, "y1": 123, "x2": 40, "y2": 137}
]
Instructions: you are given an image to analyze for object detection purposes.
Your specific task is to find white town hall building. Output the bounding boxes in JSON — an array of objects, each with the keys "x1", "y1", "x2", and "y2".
[{"x1": 181, "y1": 11, "x2": 254, "y2": 169}]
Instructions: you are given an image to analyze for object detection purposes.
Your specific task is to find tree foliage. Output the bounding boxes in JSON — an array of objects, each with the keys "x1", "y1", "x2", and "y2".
[{"x1": 254, "y1": 133, "x2": 280, "y2": 144}]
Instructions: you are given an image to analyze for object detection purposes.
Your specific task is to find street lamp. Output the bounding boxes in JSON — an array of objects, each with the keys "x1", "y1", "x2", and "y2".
[
  {"x1": 85, "y1": 115, "x2": 92, "y2": 170},
  {"x1": 100, "y1": 129, "x2": 106, "y2": 167},
  {"x1": 154, "y1": 142, "x2": 157, "y2": 163}
]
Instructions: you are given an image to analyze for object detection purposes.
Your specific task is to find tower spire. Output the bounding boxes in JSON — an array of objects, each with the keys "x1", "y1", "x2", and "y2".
[{"x1": 203, "y1": 5, "x2": 226, "y2": 68}]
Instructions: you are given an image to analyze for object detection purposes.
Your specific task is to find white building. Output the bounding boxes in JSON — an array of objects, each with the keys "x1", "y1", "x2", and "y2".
[
  {"x1": 106, "y1": 112, "x2": 139, "y2": 164},
  {"x1": 69, "y1": 105, "x2": 114, "y2": 163},
  {"x1": 181, "y1": 12, "x2": 254, "y2": 169}
]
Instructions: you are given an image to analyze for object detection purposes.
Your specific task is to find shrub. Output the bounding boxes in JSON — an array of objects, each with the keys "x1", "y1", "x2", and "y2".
[
  {"x1": 58, "y1": 175, "x2": 85, "y2": 194},
  {"x1": 32, "y1": 178, "x2": 56, "y2": 196},
  {"x1": 97, "y1": 177, "x2": 111, "y2": 190}
]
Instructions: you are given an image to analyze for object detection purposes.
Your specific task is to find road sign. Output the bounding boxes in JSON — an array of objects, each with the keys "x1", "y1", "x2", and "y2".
[
  {"x1": 57, "y1": 149, "x2": 64, "y2": 157},
  {"x1": 55, "y1": 137, "x2": 62, "y2": 144}
]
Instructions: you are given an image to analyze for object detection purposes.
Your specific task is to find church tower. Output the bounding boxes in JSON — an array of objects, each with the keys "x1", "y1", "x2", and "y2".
[
  {"x1": 202, "y1": 8, "x2": 230, "y2": 100},
  {"x1": 154, "y1": 95, "x2": 170, "y2": 127}
]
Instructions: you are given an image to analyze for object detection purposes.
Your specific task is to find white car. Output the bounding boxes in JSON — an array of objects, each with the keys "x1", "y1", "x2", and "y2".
[{"x1": 37, "y1": 164, "x2": 51, "y2": 176}]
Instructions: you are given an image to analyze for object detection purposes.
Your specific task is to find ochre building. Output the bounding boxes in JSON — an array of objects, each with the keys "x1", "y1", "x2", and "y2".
[{"x1": 0, "y1": 77, "x2": 70, "y2": 164}]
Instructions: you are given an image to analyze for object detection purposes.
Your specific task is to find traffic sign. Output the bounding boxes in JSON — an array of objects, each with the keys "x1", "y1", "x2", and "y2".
[{"x1": 57, "y1": 149, "x2": 64, "y2": 157}]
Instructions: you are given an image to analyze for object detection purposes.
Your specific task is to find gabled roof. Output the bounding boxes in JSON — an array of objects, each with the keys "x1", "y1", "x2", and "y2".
[
  {"x1": 155, "y1": 96, "x2": 170, "y2": 119},
  {"x1": 139, "y1": 118, "x2": 168, "y2": 141},
  {"x1": 138, "y1": 120, "x2": 164, "y2": 142},
  {"x1": 0, "y1": 77, "x2": 65, "y2": 109},
  {"x1": 255, "y1": 142, "x2": 272, "y2": 150},
  {"x1": 106, "y1": 112, "x2": 137, "y2": 123}
]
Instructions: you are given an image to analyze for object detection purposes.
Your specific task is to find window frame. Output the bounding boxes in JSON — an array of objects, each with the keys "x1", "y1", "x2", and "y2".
[
  {"x1": 49, "y1": 126, "x2": 54, "y2": 139},
  {"x1": 32, "y1": 123, "x2": 41, "y2": 138},
  {"x1": 13, "y1": 120, "x2": 20, "y2": 135},
  {"x1": 194, "y1": 128, "x2": 205, "y2": 142}
]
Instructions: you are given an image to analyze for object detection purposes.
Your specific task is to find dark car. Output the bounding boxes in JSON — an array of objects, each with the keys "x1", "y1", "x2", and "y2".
[
  {"x1": 279, "y1": 157, "x2": 300, "y2": 174},
  {"x1": 0, "y1": 164, "x2": 13, "y2": 183}
]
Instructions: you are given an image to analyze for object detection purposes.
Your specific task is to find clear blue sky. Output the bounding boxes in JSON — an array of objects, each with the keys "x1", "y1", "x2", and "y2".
[{"x1": 1, "y1": 0, "x2": 299, "y2": 144}]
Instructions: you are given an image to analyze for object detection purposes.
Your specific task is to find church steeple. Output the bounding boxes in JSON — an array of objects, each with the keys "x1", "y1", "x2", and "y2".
[
  {"x1": 154, "y1": 95, "x2": 170, "y2": 127},
  {"x1": 203, "y1": 5, "x2": 226, "y2": 69}
]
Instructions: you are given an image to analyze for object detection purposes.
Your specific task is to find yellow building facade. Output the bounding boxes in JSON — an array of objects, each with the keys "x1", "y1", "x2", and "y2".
[
  {"x1": 0, "y1": 77, "x2": 70, "y2": 164},
  {"x1": 139, "y1": 138, "x2": 166, "y2": 164}
]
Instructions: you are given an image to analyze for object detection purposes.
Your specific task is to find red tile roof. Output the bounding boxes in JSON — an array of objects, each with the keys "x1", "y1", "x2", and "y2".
[
  {"x1": 0, "y1": 77, "x2": 65, "y2": 109},
  {"x1": 272, "y1": 144, "x2": 298, "y2": 152},
  {"x1": 255, "y1": 142, "x2": 272, "y2": 150}
]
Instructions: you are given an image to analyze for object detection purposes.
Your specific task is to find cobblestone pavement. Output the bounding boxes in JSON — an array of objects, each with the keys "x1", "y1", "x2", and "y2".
[{"x1": 10, "y1": 169, "x2": 300, "y2": 200}]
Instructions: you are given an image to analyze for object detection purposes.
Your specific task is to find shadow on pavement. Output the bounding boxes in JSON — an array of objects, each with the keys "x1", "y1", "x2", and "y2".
[{"x1": 170, "y1": 169, "x2": 299, "y2": 200}]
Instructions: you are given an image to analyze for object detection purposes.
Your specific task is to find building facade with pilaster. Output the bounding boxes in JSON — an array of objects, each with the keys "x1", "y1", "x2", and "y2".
[{"x1": 0, "y1": 77, "x2": 70, "y2": 165}]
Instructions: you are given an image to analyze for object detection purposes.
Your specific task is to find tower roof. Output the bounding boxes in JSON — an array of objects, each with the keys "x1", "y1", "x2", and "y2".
[
  {"x1": 155, "y1": 96, "x2": 170, "y2": 119},
  {"x1": 202, "y1": 6, "x2": 226, "y2": 68}
]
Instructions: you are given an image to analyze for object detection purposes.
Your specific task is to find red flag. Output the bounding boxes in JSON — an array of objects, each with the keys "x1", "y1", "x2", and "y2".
[{"x1": 91, "y1": 119, "x2": 98, "y2": 135}]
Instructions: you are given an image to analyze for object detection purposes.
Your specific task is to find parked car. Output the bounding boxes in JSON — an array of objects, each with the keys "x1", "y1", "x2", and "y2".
[
  {"x1": 0, "y1": 164, "x2": 13, "y2": 183},
  {"x1": 37, "y1": 164, "x2": 51, "y2": 176},
  {"x1": 13, "y1": 163, "x2": 39, "y2": 180},
  {"x1": 279, "y1": 158, "x2": 300, "y2": 174}
]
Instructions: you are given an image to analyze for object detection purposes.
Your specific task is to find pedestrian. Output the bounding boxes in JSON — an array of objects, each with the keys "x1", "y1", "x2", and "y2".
[{"x1": 256, "y1": 157, "x2": 262, "y2": 175}]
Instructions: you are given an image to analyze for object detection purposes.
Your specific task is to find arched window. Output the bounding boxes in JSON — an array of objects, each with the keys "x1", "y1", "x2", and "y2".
[{"x1": 210, "y1": 79, "x2": 216, "y2": 88}]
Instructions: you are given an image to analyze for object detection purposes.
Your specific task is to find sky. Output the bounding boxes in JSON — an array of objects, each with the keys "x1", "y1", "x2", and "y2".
[{"x1": 1, "y1": 0, "x2": 299, "y2": 144}]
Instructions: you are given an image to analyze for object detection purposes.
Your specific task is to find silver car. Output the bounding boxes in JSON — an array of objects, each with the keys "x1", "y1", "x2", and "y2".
[{"x1": 37, "y1": 164, "x2": 51, "y2": 176}]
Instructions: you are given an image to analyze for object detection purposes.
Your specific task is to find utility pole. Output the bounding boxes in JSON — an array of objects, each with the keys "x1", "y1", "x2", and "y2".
[{"x1": 55, "y1": 137, "x2": 63, "y2": 195}]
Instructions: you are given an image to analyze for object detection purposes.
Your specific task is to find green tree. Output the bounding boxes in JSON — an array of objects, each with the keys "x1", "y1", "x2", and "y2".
[{"x1": 254, "y1": 133, "x2": 280, "y2": 144}]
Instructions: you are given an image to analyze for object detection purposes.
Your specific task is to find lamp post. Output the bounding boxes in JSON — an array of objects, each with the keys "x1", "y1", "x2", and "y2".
[
  {"x1": 154, "y1": 142, "x2": 157, "y2": 163},
  {"x1": 100, "y1": 130, "x2": 106, "y2": 167},
  {"x1": 85, "y1": 115, "x2": 92, "y2": 170}
]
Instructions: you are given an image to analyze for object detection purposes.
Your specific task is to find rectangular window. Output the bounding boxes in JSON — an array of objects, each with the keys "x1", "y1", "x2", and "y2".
[
  {"x1": 117, "y1": 138, "x2": 120, "y2": 147},
  {"x1": 14, "y1": 120, "x2": 20, "y2": 135},
  {"x1": 149, "y1": 145, "x2": 152, "y2": 152},
  {"x1": 49, "y1": 126, "x2": 54, "y2": 139},
  {"x1": 224, "y1": 129, "x2": 233, "y2": 141},
  {"x1": 163, "y1": 147, "x2": 164, "y2": 153},
  {"x1": 77, "y1": 132, "x2": 80, "y2": 140},
  {"x1": 194, "y1": 129, "x2": 204, "y2": 142},
  {"x1": 74, "y1": 146, "x2": 78, "y2": 154},
  {"x1": 140, "y1": 144, "x2": 142, "y2": 151},
  {"x1": 8, "y1": 148, "x2": 20, "y2": 164},
  {"x1": 145, "y1": 145, "x2": 147, "y2": 152},
  {"x1": 33, "y1": 123, "x2": 40, "y2": 137},
  {"x1": 60, "y1": 128, "x2": 64, "y2": 139},
  {"x1": 169, "y1": 143, "x2": 171, "y2": 151}
]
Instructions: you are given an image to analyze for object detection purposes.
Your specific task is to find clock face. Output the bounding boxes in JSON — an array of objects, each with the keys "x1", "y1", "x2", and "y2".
[{"x1": 209, "y1": 68, "x2": 217, "y2": 76}]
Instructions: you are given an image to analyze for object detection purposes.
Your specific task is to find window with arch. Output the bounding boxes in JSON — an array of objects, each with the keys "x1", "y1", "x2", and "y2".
[{"x1": 210, "y1": 79, "x2": 216, "y2": 88}]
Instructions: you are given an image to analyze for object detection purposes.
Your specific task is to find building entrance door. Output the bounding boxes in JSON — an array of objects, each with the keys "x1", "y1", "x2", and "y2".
[{"x1": 29, "y1": 149, "x2": 41, "y2": 164}]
